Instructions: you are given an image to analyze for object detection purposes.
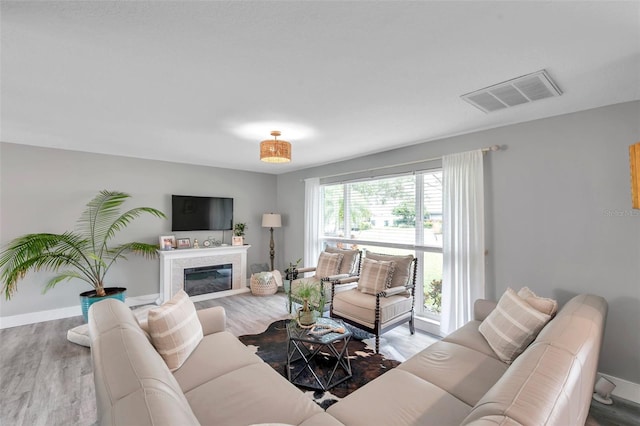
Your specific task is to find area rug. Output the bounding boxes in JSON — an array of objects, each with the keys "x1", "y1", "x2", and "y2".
[{"x1": 238, "y1": 319, "x2": 401, "y2": 409}]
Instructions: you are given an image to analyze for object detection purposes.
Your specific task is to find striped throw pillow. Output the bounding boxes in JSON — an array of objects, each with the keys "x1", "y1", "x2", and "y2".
[
  {"x1": 315, "y1": 251, "x2": 344, "y2": 279},
  {"x1": 517, "y1": 286, "x2": 558, "y2": 316},
  {"x1": 479, "y1": 287, "x2": 551, "y2": 364},
  {"x1": 148, "y1": 290, "x2": 203, "y2": 371},
  {"x1": 357, "y1": 257, "x2": 395, "y2": 295}
]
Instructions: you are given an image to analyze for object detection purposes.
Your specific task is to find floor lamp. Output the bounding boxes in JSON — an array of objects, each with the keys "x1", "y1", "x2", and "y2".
[{"x1": 262, "y1": 213, "x2": 281, "y2": 271}]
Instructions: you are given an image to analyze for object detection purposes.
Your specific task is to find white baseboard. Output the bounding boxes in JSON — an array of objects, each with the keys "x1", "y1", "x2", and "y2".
[
  {"x1": 0, "y1": 293, "x2": 160, "y2": 329},
  {"x1": 598, "y1": 373, "x2": 640, "y2": 404}
]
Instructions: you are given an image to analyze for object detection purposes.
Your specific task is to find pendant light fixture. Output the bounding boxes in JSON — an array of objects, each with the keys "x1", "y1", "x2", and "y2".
[{"x1": 260, "y1": 131, "x2": 291, "y2": 163}]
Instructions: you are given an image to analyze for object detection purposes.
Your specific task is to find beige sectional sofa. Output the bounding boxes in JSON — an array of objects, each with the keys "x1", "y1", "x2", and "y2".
[{"x1": 89, "y1": 293, "x2": 606, "y2": 425}]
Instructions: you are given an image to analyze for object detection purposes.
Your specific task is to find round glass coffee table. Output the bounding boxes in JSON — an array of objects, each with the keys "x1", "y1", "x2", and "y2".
[{"x1": 286, "y1": 317, "x2": 353, "y2": 391}]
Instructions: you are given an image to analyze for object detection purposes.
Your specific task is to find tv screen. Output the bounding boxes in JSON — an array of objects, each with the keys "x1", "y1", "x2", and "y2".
[{"x1": 171, "y1": 195, "x2": 233, "y2": 231}]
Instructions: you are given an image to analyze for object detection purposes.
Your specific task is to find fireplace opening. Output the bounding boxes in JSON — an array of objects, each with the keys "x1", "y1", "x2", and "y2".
[{"x1": 184, "y1": 264, "x2": 232, "y2": 297}]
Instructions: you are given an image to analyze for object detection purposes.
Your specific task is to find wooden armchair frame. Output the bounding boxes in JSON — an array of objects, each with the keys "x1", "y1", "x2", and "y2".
[{"x1": 330, "y1": 257, "x2": 418, "y2": 353}]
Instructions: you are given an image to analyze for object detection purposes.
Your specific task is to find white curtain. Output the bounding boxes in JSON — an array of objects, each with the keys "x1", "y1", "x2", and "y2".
[
  {"x1": 304, "y1": 177, "x2": 322, "y2": 267},
  {"x1": 440, "y1": 150, "x2": 485, "y2": 335}
]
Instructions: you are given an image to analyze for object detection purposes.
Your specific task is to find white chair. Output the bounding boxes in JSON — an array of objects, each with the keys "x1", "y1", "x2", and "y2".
[
  {"x1": 330, "y1": 252, "x2": 417, "y2": 353},
  {"x1": 287, "y1": 247, "x2": 362, "y2": 313}
]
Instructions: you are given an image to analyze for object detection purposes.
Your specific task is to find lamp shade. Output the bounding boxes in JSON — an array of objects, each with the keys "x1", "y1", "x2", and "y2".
[
  {"x1": 262, "y1": 213, "x2": 281, "y2": 228},
  {"x1": 260, "y1": 131, "x2": 291, "y2": 163}
]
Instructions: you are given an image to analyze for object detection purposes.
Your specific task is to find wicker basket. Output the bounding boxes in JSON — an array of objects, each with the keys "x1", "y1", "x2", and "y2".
[{"x1": 250, "y1": 272, "x2": 278, "y2": 296}]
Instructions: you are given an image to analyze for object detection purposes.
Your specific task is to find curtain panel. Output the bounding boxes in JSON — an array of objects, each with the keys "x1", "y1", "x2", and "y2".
[
  {"x1": 441, "y1": 150, "x2": 485, "y2": 335},
  {"x1": 304, "y1": 177, "x2": 322, "y2": 267}
]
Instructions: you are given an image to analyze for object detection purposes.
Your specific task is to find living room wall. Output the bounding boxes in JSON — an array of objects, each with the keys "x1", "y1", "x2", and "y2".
[
  {"x1": 0, "y1": 143, "x2": 278, "y2": 319},
  {"x1": 276, "y1": 101, "x2": 640, "y2": 387}
]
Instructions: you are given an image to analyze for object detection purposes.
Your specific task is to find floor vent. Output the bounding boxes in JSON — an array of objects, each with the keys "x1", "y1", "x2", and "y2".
[{"x1": 461, "y1": 69, "x2": 562, "y2": 113}]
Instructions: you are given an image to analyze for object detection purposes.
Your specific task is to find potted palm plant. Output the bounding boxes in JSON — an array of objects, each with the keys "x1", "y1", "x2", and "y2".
[{"x1": 0, "y1": 190, "x2": 166, "y2": 321}]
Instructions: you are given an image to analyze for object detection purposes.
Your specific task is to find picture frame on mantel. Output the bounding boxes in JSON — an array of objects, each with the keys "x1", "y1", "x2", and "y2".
[
  {"x1": 159, "y1": 235, "x2": 176, "y2": 250},
  {"x1": 177, "y1": 238, "x2": 191, "y2": 249}
]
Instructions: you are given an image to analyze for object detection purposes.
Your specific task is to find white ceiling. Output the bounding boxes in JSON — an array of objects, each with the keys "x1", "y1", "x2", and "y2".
[{"x1": 2, "y1": 1, "x2": 639, "y2": 174}]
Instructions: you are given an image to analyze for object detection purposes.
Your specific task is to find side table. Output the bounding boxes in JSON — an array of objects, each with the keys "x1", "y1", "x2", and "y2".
[{"x1": 286, "y1": 318, "x2": 352, "y2": 391}]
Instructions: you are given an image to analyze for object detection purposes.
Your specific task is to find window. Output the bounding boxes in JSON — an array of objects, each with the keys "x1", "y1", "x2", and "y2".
[{"x1": 320, "y1": 170, "x2": 443, "y2": 326}]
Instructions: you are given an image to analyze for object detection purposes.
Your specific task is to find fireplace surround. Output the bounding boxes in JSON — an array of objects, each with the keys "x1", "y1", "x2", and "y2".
[{"x1": 158, "y1": 245, "x2": 250, "y2": 303}]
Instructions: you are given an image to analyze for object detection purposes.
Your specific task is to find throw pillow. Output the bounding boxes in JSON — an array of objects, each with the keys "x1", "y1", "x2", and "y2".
[
  {"x1": 479, "y1": 287, "x2": 551, "y2": 364},
  {"x1": 517, "y1": 287, "x2": 558, "y2": 316},
  {"x1": 315, "y1": 251, "x2": 344, "y2": 278},
  {"x1": 325, "y1": 246, "x2": 360, "y2": 275},
  {"x1": 365, "y1": 252, "x2": 414, "y2": 288},
  {"x1": 358, "y1": 257, "x2": 395, "y2": 295},
  {"x1": 147, "y1": 290, "x2": 203, "y2": 371}
]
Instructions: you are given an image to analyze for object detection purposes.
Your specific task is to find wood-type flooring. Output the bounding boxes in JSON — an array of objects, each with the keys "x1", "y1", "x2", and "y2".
[{"x1": 1, "y1": 291, "x2": 638, "y2": 425}]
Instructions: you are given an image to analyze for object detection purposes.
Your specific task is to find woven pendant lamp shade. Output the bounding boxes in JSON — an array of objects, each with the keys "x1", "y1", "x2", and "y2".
[{"x1": 260, "y1": 131, "x2": 291, "y2": 163}]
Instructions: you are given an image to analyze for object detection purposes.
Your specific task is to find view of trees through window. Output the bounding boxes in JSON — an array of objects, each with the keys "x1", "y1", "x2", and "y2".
[{"x1": 321, "y1": 171, "x2": 443, "y2": 319}]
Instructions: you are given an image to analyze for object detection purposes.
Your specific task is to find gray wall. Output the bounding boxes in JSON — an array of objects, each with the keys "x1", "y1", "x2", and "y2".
[
  {"x1": 0, "y1": 143, "x2": 277, "y2": 316},
  {"x1": 277, "y1": 101, "x2": 640, "y2": 384}
]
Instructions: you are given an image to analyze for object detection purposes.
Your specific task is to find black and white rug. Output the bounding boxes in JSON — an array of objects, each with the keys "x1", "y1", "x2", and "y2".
[{"x1": 238, "y1": 319, "x2": 401, "y2": 409}]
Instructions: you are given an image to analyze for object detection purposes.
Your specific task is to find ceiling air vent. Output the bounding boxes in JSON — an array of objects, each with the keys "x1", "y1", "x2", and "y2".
[{"x1": 461, "y1": 69, "x2": 562, "y2": 113}]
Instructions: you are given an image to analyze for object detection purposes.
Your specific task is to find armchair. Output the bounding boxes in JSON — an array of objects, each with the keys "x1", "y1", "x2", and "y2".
[
  {"x1": 330, "y1": 252, "x2": 417, "y2": 353},
  {"x1": 287, "y1": 247, "x2": 362, "y2": 313}
]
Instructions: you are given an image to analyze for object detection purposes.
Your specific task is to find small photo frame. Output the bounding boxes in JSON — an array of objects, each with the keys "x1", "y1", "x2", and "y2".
[
  {"x1": 177, "y1": 238, "x2": 191, "y2": 249},
  {"x1": 159, "y1": 235, "x2": 176, "y2": 250}
]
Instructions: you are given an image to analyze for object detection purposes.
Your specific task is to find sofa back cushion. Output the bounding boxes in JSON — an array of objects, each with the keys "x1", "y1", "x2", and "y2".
[{"x1": 89, "y1": 298, "x2": 200, "y2": 425}]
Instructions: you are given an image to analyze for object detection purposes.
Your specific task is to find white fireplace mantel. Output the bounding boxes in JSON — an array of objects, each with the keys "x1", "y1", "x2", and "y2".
[{"x1": 158, "y1": 245, "x2": 251, "y2": 304}]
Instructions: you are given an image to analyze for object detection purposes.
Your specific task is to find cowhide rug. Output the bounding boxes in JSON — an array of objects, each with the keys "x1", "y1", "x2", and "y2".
[{"x1": 238, "y1": 319, "x2": 401, "y2": 409}]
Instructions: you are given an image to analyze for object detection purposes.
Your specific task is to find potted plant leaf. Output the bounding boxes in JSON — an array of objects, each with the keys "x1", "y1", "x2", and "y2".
[
  {"x1": 0, "y1": 190, "x2": 166, "y2": 321},
  {"x1": 291, "y1": 280, "x2": 326, "y2": 326}
]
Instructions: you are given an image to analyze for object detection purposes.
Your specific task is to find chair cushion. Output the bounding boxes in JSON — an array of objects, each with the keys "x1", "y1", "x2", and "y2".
[
  {"x1": 325, "y1": 246, "x2": 360, "y2": 275},
  {"x1": 315, "y1": 251, "x2": 343, "y2": 278},
  {"x1": 332, "y1": 288, "x2": 412, "y2": 328},
  {"x1": 366, "y1": 252, "x2": 414, "y2": 288},
  {"x1": 357, "y1": 257, "x2": 394, "y2": 295},
  {"x1": 147, "y1": 290, "x2": 204, "y2": 371},
  {"x1": 517, "y1": 287, "x2": 558, "y2": 316},
  {"x1": 479, "y1": 288, "x2": 551, "y2": 364}
]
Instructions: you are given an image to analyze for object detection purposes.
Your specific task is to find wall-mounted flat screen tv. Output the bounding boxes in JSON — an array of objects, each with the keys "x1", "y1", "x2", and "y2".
[{"x1": 171, "y1": 195, "x2": 233, "y2": 231}]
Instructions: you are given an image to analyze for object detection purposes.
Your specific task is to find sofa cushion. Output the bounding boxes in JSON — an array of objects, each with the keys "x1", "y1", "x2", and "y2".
[
  {"x1": 327, "y1": 369, "x2": 472, "y2": 425},
  {"x1": 173, "y1": 330, "x2": 263, "y2": 393},
  {"x1": 332, "y1": 288, "x2": 412, "y2": 328},
  {"x1": 442, "y1": 320, "x2": 501, "y2": 361},
  {"x1": 517, "y1": 287, "x2": 558, "y2": 316},
  {"x1": 148, "y1": 290, "x2": 204, "y2": 371},
  {"x1": 366, "y1": 252, "x2": 413, "y2": 288},
  {"x1": 357, "y1": 257, "x2": 394, "y2": 295},
  {"x1": 185, "y1": 362, "x2": 324, "y2": 425},
  {"x1": 315, "y1": 251, "x2": 343, "y2": 278},
  {"x1": 325, "y1": 246, "x2": 360, "y2": 275},
  {"x1": 398, "y1": 341, "x2": 508, "y2": 406},
  {"x1": 479, "y1": 288, "x2": 551, "y2": 363}
]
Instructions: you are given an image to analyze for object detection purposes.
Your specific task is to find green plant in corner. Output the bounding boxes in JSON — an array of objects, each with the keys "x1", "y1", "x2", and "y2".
[{"x1": 0, "y1": 190, "x2": 166, "y2": 300}]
